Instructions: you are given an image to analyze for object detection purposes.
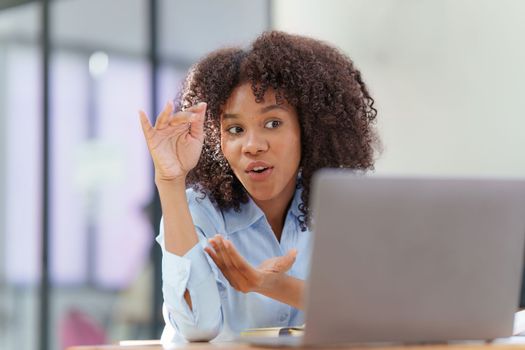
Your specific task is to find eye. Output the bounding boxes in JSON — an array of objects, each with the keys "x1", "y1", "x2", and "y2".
[
  {"x1": 264, "y1": 120, "x2": 281, "y2": 129},
  {"x1": 226, "y1": 126, "x2": 243, "y2": 135}
]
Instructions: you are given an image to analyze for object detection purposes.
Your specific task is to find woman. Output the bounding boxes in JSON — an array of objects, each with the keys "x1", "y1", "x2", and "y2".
[{"x1": 139, "y1": 31, "x2": 379, "y2": 342}]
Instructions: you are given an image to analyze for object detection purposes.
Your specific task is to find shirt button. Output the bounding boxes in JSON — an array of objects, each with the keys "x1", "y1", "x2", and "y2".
[{"x1": 279, "y1": 313, "x2": 289, "y2": 322}]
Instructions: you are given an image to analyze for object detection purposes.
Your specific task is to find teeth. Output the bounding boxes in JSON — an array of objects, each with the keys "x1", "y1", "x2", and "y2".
[{"x1": 253, "y1": 166, "x2": 266, "y2": 171}]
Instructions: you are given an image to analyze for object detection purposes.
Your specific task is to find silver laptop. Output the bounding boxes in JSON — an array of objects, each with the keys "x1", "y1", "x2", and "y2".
[{"x1": 247, "y1": 170, "x2": 525, "y2": 347}]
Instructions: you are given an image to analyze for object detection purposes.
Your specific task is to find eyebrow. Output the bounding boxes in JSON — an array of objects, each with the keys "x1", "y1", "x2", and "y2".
[{"x1": 222, "y1": 104, "x2": 289, "y2": 120}]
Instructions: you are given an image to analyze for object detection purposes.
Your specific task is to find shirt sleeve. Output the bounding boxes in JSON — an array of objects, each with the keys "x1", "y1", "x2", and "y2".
[{"x1": 156, "y1": 189, "x2": 226, "y2": 342}]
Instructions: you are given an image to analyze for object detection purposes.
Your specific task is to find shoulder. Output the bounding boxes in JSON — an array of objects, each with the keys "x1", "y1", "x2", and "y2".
[
  {"x1": 185, "y1": 187, "x2": 225, "y2": 237},
  {"x1": 185, "y1": 186, "x2": 219, "y2": 214},
  {"x1": 186, "y1": 187, "x2": 212, "y2": 206}
]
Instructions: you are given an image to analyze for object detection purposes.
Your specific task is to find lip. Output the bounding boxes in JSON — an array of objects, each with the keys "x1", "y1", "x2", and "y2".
[
  {"x1": 245, "y1": 161, "x2": 273, "y2": 173},
  {"x1": 245, "y1": 161, "x2": 274, "y2": 182}
]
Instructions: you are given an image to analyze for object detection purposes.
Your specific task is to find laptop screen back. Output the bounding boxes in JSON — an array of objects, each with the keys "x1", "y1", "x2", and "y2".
[{"x1": 304, "y1": 171, "x2": 525, "y2": 345}]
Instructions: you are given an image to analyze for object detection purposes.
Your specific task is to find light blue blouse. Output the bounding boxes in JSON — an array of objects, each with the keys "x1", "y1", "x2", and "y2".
[{"x1": 156, "y1": 186, "x2": 313, "y2": 342}]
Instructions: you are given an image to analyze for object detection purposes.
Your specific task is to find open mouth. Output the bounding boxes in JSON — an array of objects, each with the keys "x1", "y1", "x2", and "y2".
[
  {"x1": 245, "y1": 162, "x2": 273, "y2": 180},
  {"x1": 245, "y1": 164, "x2": 274, "y2": 180},
  {"x1": 251, "y1": 166, "x2": 269, "y2": 174}
]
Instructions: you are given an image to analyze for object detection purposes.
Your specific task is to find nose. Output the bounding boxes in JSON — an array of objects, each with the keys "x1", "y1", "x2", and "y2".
[{"x1": 242, "y1": 130, "x2": 268, "y2": 155}]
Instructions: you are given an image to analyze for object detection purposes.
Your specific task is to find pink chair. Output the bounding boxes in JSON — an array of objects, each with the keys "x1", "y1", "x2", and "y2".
[{"x1": 59, "y1": 308, "x2": 107, "y2": 349}]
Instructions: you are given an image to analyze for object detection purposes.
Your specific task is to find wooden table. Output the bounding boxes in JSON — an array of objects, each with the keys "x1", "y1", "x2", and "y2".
[{"x1": 67, "y1": 340, "x2": 525, "y2": 350}]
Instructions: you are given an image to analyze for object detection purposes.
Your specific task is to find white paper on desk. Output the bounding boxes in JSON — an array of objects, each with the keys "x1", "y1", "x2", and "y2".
[
  {"x1": 494, "y1": 337, "x2": 525, "y2": 344},
  {"x1": 513, "y1": 310, "x2": 525, "y2": 336},
  {"x1": 474, "y1": 311, "x2": 525, "y2": 344}
]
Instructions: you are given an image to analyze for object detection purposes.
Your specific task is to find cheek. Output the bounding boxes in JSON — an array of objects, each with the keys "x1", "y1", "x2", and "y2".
[
  {"x1": 220, "y1": 139, "x2": 229, "y2": 160},
  {"x1": 295, "y1": 143, "x2": 302, "y2": 161},
  {"x1": 277, "y1": 138, "x2": 301, "y2": 167},
  {"x1": 290, "y1": 121, "x2": 302, "y2": 160},
  {"x1": 290, "y1": 131, "x2": 302, "y2": 162},
  {"x1": 292, "y1": 141, "x2": 302, "y2": 166},
  {"x1": 220, "y1": 137, "x2": 236, "y2": 166}
]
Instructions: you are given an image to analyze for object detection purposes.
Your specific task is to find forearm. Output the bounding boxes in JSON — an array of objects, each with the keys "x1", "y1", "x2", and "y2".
[
  {"x1": 163, "y1": 267, "x2": 223, "y2": 341},
  {"x1": 257, "y1": 274, "x2": 305, "y2": 310},
  {"x1": 156, "y1": 177, "x2": 200, "y2": 310},
  {"x1": 156, "y1": 176, "x2": 199, "y2": 256}
]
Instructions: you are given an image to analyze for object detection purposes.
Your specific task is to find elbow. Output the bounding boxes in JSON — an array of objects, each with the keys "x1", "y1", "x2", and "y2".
[
  {"x1": 178, "y1": 315, "x2": 222, "y2": 342},
  {"x1": 180, "y1": 327, "x2": 220, "y2": 342},
  {"x1": 176, "y1": 308, "x2": 222, "y2": 342}
]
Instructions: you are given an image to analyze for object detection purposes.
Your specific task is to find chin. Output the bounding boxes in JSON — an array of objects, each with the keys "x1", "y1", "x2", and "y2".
[{"x1": 244, "y1": 185, "x2": 278, "y2": 202}]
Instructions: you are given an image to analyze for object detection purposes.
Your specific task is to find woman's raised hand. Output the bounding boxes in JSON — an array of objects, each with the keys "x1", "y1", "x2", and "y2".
[{"x1": 139, "y1": 101, "x2": 207, "y2": 182}]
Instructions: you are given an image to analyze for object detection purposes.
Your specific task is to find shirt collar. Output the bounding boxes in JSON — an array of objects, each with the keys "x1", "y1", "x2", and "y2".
[
  {"x1": 289, "y1": 184, "x2": 303, "y2": 218},
  {"x1": 222, "y1": 185, "x2": 304, "y2": 234}
]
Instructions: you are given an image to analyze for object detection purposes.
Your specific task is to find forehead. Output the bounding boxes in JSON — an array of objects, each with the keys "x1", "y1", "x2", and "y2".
[{"x1": 222, "y1": 83, "x2": 292, "y2": 116}]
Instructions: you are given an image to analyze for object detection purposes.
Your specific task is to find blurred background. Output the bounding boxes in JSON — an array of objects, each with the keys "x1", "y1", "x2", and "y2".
[{"x1": 0, "y1": 0, "x2": 524, "y2": 350}]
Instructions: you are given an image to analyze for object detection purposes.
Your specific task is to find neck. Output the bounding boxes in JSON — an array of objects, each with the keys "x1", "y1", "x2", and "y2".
[
  {"x1": 256, "y1": 200, "x2": 290, "y2": 241},
  {"x1": 253, "y1": 177, "x2": 297, "y2": 242}
]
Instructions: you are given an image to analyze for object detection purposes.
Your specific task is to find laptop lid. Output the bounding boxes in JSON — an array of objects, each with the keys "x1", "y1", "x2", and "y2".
[{"x1": 302, "y1": 171, "x2": 525, "y2": 346}]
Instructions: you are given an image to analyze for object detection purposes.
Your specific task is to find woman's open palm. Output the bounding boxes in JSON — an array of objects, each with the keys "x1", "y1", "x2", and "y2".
[{"x1": 139, "y1": 101, "x2": 207, "y2": 181}]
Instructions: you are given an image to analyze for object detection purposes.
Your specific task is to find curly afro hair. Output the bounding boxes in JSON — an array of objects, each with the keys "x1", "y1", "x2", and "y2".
[{"x1": 176, "y1": 30, "x2": 380, "y2": 231}]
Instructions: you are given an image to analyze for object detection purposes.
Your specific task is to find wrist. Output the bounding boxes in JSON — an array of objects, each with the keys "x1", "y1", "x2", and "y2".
[
  {"x1": 255, "y1": 271, "x2": 280, "y2": 294},
  {"x1": 155, "y1": 175, "x2": 187, "y2": 188}
]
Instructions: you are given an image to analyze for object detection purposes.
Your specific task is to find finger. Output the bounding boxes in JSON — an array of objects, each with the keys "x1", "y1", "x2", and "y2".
[
  {"x1": 184, "y1": 101, "x2": 207, "y2": 112},
  {"x1": 154, "y1": 101, "x2": 174, "y2": 130},
  {"x1": 223, "y1": 239, "x2": 250, "y2": 270},
  {"x1": 168, "y1": 111, "x2": 194, "y2": 127},
  {"x1": 204, "y1": 244, "x2": 218, "y2": 259},
  {"x1": 223, "y1": 239, "x2": 259, "y2": 280},
  {"x1": 216, "y1": 236, "x2": 236, "y2": 270},
  {"x1": 208, "y1": 239, "x2": 242, "y2": 289},
  {"x1": 219, "y1": 239, "x2": 254, "y2": 292},
  {"x1": 204, "y1": 246, "x2": 220, "y2": 266},
  {"x1": 189, "y1": 102, "x2": 207, "y2": 140},
  {"x1": 139, "y1": 110, "x2": 153, "y2": 139},
  {"x1": 288, "y1": 248, "x2": 298, "y2": 259},
  {"x1": 208, "y1": 239, "x2": 224, "y2": 267},
  {"x1": 209, "y1": 238, "x2": 234, "y2": 272},
  {"x1": 275, "y1": 250, "x2": 298, "y2": 272}
]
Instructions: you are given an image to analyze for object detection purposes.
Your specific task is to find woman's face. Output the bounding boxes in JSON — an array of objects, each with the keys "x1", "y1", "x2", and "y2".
[{"x1": 220, "y1": 83, "x2": 301, "y2": 205}]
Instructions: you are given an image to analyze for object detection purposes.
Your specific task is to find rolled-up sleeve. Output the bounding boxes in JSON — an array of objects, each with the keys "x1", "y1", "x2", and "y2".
[{"x1": 156, "y1": 189, "x2": 226, "y2": 342}]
